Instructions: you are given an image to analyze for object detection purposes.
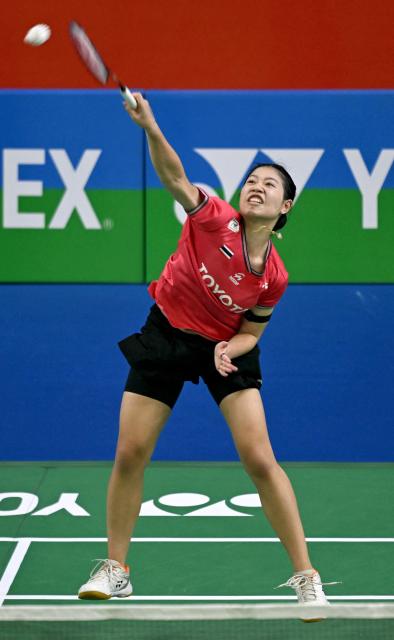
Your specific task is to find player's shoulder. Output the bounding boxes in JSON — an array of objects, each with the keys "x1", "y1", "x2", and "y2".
[{"x1": 187, "y1": 189, "x2": 238, "y2": 230}]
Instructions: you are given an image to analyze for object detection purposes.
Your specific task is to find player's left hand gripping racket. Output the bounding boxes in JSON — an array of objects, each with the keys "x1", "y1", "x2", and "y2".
[{"x1": 69, "y1": 20, "x2": 137, "y2": 109}]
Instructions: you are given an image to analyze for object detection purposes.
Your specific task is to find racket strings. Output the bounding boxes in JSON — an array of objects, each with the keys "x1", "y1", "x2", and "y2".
[{"x1": 69, "y1": 21, "x2": 109, "y2": 85}]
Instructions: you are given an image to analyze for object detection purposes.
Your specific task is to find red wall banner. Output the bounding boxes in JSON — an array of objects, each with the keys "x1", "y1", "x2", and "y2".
[{"x1": 2, "y1": 0, "x2": 393, "y2": 89}]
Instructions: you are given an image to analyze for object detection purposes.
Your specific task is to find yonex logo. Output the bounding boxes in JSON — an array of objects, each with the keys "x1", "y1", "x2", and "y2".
[
  {"x1": 173, "y1": 148, "x2": 394, "y2": 229},
  {"x1": 139, "y1": 492, "x2": 262, "y2": 517},
  {"x1": 0, "y1": 492, "x2": 89, "y2": 517},
  {"x1": 194, "y1": 147, "x2": 394, "y2": 229},
  {"x1": 0, "y1": 491, "x2": 262, "y2": 518},
  {"x1": 199, "y1": 263, "x2": 247, "y2": 313},
  {"x1": 229, "y1": 273, "x2": 245, "y2": 286},
  {"x1": 2, "y1": 149, "x2": 102, "y2": 229}
]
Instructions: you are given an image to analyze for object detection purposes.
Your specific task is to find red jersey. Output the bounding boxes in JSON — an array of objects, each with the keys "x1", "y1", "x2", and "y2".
[{"x1": 148, "y1": 191, "x2": 288, "y2": 341}]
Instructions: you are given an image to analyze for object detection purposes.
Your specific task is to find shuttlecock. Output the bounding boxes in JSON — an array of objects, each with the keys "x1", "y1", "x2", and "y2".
[{"x1": 24, "y1": 24, "x2": 51, "y2": 46}]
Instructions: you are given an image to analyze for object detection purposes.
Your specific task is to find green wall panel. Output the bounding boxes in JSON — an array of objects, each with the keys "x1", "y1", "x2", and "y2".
[
  {"x1": 146, "y1": 189, "x2": 394, "y2": 283},
  {"x1": 0, "y1": 190, "x2": 143, "y2": 282}
]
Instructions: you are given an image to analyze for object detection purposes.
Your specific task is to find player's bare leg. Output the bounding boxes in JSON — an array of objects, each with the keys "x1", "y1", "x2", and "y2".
[
  {"x1": 220, "y1": 388, "x2": 312, "y2": 572},
  {"x1": 107, "y1": 392, "x2": 171, "y2": 564}
]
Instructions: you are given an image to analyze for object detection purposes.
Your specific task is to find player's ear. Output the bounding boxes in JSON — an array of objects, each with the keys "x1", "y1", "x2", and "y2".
[{"x1": 281, "y1": 200, "x2": 293, "y2": 215}]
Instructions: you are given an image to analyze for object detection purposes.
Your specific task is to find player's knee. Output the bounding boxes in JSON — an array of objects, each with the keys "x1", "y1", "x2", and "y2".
[
  {"x1": 114, "y1": 441, "x2": 151, "y2": 473},
  {"x1": 242, "y1": 452, "x2": 278, "y2": 481}
]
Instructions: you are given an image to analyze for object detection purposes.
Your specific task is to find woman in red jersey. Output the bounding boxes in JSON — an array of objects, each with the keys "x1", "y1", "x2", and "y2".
[{"x1": 78, "y1": 94, "x2": 334, "y2": 614}]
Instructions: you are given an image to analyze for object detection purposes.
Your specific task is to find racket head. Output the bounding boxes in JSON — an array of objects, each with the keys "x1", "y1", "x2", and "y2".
[{"x1": 69, "y1": 21, "x2": 110, "y2": 85}]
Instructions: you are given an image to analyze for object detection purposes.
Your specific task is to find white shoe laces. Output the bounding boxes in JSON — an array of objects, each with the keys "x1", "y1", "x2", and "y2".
[
  {"x1": 89, "y1": 558, "x2": 126, "y2": 584},
  {"x1": 275, "y1": 573, "x2": 340, "y2": 600}
]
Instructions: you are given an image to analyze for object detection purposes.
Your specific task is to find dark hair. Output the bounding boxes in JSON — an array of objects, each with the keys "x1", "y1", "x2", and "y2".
[{"x1": 243, "y1": 163, "x2": 296, "y2": 231}]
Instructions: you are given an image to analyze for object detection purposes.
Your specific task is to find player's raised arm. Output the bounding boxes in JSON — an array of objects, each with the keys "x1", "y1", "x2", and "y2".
[{"x1": 124, "y1": 93, "x2": 202, "y2": 211}]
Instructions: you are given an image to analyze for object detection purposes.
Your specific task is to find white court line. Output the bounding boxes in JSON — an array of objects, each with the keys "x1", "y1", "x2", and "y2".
[
  {"x1": 1, "y1": 537, "x2": 394, "y2": 543},
  {"x1": 0, "y1": 540, "x2": 31, "y2": 607},
  {"x1": 4, "y1": 595, "x2": 394, "y2": 601},
  {"x1": 1, "y1": 539, "x2": 392, "y2": 606}
]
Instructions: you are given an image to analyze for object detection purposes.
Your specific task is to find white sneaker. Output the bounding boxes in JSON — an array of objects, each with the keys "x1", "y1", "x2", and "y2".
[
  {"x1": 276, "y1": 570, "x2": 338, "y2": 622},
  {"x1": 78, "y1": 559, "x2": 133, "y2": 600}
]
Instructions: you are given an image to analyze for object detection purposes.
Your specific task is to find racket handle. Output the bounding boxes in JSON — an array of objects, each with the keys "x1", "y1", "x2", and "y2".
[{"x1": 120, "y1": 85, "x2": 137, "y2": 110}]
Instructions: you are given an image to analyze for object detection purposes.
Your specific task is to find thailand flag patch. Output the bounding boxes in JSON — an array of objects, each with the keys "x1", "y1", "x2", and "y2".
[{"x1": 219, "y1": 244, "x2": 234, "y2": 259}]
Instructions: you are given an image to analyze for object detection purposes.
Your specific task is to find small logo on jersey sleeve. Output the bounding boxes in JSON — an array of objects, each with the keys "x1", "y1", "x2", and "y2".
[
  {"x1": 219, "y1": 245, "x2": 234, "y2": 259},
  {"x1": 228, "y1": 218, "x2": 240, "y2": 233}
]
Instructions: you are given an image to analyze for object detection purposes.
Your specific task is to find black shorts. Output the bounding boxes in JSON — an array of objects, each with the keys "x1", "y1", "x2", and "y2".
[{"x1": 118, "y1": 304, "x2": 262, "y2": 409}]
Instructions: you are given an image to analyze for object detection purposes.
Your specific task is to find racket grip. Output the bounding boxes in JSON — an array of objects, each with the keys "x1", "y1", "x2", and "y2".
[{"x1": 120, "y1": 85, "x2": 137, "y2": 110}]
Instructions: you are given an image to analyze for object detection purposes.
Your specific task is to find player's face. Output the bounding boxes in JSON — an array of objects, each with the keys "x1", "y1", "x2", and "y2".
[{"x1": 239, "y1": 167, "x2": 292, "y2": 223}]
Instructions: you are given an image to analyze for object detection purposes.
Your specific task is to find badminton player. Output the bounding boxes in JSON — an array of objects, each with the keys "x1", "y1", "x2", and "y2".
[{"x1": 78, "y1": 93, "x2": 335, "y2": 614}]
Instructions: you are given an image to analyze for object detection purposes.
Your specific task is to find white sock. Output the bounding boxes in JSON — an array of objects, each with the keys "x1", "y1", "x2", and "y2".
[{"x1": 294, "y1": 568, "x2": 316, "y2": 576}]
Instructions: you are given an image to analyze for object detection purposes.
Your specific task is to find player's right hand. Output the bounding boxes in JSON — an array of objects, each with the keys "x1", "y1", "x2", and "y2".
[{"x1": 123, "y1": 93, "x2": 157, "y2": 131}]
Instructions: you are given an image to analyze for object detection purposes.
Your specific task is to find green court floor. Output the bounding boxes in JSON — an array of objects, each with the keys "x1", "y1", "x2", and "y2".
[{"x1": 0, "y1": 462, "x2": 393, "y2": 605}]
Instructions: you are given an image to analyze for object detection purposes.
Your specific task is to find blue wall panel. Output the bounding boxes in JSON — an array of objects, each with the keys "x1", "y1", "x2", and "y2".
[
  {"x1": 0, "y1": 284, "x2": 392, "y2": 461},
  {"x1": 0, "y1": 90, "x2": 142, "y2": 189},
  {"x1": 146, "y1": 90, "x2": 394, "y2": 189}
]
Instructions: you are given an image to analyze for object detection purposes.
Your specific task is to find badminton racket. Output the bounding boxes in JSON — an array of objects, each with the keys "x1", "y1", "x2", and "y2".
[{"x1": 69, "y1": 20, "x2": 137, "y2": 109}]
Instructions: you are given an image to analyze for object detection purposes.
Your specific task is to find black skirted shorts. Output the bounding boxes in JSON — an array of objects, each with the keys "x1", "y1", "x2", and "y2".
[{"x1": 118, "y1": 304, "x2": 262, "y2": 409}]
